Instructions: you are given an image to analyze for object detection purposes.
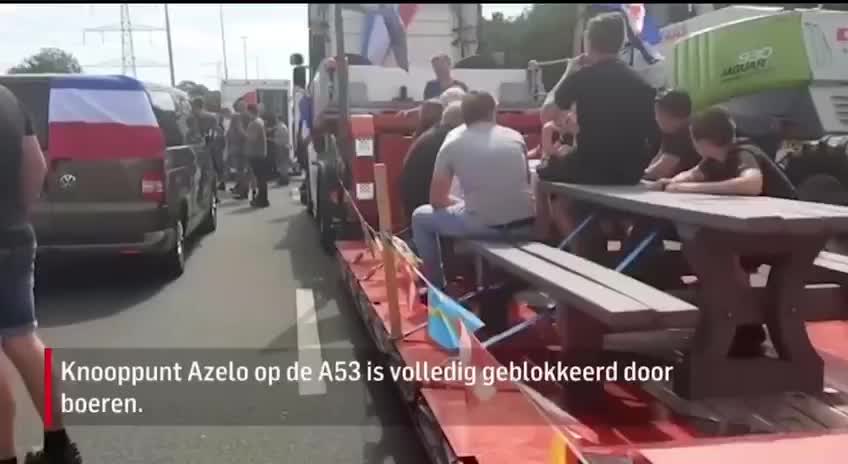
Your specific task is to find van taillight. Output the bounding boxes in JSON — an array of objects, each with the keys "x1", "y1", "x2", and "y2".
[{"x1": 141, "y1": 171, "x2": 165, "y2": 203}]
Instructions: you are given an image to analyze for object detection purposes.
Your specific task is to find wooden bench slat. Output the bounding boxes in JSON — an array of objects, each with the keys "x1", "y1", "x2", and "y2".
[
  {"x1": 470, "y1": 240, "x2": 700, "y2": 331},
  {"x1": 520, "y1": 242, "x2": 698, "y2": 319},
  {"x1": 818, "y1": 251, "x2": 848, "y2": 267},
  {"x1": 814, "y1": 252, "x2": 848, "y2": 280},
  {"x1": 469, "y1": 240, "x2": 653, "y2": 331}
]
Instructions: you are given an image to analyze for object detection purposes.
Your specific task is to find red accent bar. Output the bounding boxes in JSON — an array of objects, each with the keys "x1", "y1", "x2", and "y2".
[{"x1": 44, "y1": 347, "x2": 54, "y2": 429}]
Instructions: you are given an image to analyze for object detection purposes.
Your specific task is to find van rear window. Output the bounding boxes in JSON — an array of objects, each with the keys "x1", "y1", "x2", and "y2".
[{"x1": 0, "y1": 78, "x2": 49, "y2": 149}]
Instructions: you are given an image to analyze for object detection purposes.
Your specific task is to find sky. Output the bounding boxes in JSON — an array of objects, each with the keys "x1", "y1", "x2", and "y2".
[{"x1": 0, "y1": 3, "x2": 530, "y2": 91}]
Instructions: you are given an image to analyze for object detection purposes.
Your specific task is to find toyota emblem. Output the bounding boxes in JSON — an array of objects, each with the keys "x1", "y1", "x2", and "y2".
[{"x1": 58, "y1": 173, "x2": 77, "y2": 190}]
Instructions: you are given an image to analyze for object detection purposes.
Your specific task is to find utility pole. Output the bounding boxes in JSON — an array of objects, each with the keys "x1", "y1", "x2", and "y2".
[
  {"x1": 164, "y1": 4, "x2": 175, "y2": 86},
  {"x1": 120, "y1": 4, "x2": 137, "y2": 76},
  {"x1": 241, "y1": 36, "x2": 248, "y2": 79},
  {"x1": 219, "y1": 4, "x2": 229, "y2": 80},
  {"x1": 83, "y1": 5, "x2": 168, "y2": 77}
]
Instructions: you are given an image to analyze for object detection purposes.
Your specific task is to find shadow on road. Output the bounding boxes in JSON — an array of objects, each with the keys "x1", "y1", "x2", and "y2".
[{"x1": 32, "y1": 237, "x2": 208, "y2": 328}]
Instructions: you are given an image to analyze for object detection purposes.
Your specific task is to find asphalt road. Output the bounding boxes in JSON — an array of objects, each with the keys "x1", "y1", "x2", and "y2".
[{"x1": 9, "y1": 181, "x2": 429, "y2": 464}]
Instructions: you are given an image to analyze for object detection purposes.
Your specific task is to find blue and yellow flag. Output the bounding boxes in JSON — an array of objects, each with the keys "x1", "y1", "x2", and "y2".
[{"x1": 427, "y1": 286, "x2": 484, "y2": 352}]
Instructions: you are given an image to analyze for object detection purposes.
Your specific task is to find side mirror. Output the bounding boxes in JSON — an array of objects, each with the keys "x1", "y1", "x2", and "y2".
[{"x1": 290, "y1": 53, "x2": 304, "y2": 66}]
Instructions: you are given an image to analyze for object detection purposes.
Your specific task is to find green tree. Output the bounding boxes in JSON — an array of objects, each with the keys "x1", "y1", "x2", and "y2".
[
  {"x1": 176, "y1": 80, "x2": 210, "y2": 97},
  {"x1": 8, "y1": 48, "x2": 82, "y2": 74},
  {"x1": 481, "y1": 4, "x2": 578, "y2": 90}
]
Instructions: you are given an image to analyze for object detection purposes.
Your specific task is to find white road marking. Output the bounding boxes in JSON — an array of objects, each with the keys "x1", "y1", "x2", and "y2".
[{"x1": 296, "y1": 288, "x2": 327, "y2": 396}]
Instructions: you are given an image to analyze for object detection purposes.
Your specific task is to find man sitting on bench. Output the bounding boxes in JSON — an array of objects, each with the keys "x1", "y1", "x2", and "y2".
[
  {"x1": 655, "y1": 107, "x2": 798, "y2": 356},
  {"x1": 412, "y1": 91, "x2": 535, "y2": 289}
]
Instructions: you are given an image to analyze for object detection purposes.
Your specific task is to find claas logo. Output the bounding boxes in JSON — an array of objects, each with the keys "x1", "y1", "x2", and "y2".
[{"x1": 721, "y1": 46, "x2": 773, "y2": 79}]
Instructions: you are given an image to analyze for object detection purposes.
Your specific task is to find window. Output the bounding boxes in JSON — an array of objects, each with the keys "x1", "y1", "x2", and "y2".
[{"x1": 148, "y1": 90, "x2": 183, "y2": 147}]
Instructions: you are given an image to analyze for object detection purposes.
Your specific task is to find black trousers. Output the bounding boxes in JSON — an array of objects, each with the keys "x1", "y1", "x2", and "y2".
[{"x1": 249, "y1": 158, "x2": 270, "y2": 203}]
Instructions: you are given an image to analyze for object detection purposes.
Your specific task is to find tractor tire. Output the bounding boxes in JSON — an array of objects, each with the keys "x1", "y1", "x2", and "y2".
[{"x1": 796, "y1": 174, "x2": 848, "y2": 206}]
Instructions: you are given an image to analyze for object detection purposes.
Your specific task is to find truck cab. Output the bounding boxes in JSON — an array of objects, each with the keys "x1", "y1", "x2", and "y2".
[{"x1": 299, "y1": 3, "x2": 545, "y2": 251}]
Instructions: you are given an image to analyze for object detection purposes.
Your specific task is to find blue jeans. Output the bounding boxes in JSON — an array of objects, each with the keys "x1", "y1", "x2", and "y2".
[
  {"x1": 0, "y1": 228, "x2": 37, "y2": 339},
  {"x1": 412, "y1": 203, "x2": 530, "y2": 289}
]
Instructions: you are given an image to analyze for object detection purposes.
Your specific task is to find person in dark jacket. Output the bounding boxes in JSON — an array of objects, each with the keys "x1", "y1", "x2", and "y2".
[
  {"x1": 0, "y1": 85, "x2": 83, "y2": 463},
  {"x1": 400, "y1": 101, "x2": 463, "y2": 224}
]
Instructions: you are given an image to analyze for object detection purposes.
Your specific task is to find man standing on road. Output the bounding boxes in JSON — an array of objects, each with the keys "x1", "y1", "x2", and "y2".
[
  {"x1": 412, "y1": 91, "x2": 535, "y2": 289},
  {"x1": 0, "y1": 85, "x2": 82, "y2": 463},
  {"x1": 245, "y1": 104, "x2": 269, "y2": 208},
  {"x1": 227, "y1": 100, "x2": 250, "y2": 199},
  {"x1": 188, "y1": 97, "x2": 225, "y2": 191},
  {"x1": 270, "y1": 115, "x2": 291, "y2": 186}
]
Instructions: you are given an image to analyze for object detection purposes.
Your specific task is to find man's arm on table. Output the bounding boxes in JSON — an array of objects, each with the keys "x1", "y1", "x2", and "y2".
[
  {"x1": 667, "y1": 154, "x2": 763, "y2": 196},
  {"x1": 643, "y1": 153, "x2": 681, "y2": 181}
]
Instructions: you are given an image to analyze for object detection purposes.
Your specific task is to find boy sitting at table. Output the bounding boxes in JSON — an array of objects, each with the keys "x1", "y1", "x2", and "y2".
[
  {"x1": 652, "y1": 106, "x2": 796, "y2": 199},
  {"x1": 653, "y1": 107, "x2": 797, "y2": 357},
  {"x1": 643, "y1": 90, "x2": 700, "y2": 181}
]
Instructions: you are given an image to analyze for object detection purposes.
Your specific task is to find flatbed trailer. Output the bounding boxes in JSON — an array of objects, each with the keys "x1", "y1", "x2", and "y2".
[
  {"x1": 304, "y1": 4, "x2": 848, "y2": 463},
  {"x1": 334, "y1": 234, "x2": 848, "y2": 464}
]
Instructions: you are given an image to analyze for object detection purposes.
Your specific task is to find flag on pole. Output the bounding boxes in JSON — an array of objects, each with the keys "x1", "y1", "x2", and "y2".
[
  {"x1": 427, "y1": 285, "x2": 484, "y2": 351},
  {"x1": 457, "y1": 319, "x2": 497, "y2": 407},
  {"x1": 589, "y1": 4, "x2": 661, "y2": 45},
  {"x1": 361, "y1": 4, "x2": 420, "y2": 70}
]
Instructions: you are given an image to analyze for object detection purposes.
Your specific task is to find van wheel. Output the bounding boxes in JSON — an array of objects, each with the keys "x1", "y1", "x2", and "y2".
[
  {"x1": 199, "y1": 195, "x2": 218, "y2": 235},
  {"x1": 163, "y1": 220, "x2": 186, "y2": 279}
]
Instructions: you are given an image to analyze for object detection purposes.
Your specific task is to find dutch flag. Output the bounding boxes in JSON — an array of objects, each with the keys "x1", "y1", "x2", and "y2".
[
  {"x1": 361, "y1": 4, "x2": 419, "y2": 70},
  {"x1": 48, "y1": 76, "x2": 165, "y2": 161}
]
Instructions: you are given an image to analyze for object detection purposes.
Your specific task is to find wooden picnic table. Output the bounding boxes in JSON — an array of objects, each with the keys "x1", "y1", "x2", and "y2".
[{"x1": 540, "y1": 182, "x2": 848, "y2": 399}]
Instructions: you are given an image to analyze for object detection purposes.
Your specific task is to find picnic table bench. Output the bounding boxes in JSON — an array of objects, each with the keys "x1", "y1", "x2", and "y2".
[
  {"x1": 465, "y1": 182, "x2": 848, "y2": 400},
  {"x1": 543, "y1": 183, "x2": 848, "y2": 399}
]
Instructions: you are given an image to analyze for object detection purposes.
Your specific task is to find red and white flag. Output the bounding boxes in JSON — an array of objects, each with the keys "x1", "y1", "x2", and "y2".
[
  {"x1": 48, "y1": 76, "x2": 164, "y2": 161},
  {"x1": 457, "y1": 321, "x2": 497, "y2": 407}
]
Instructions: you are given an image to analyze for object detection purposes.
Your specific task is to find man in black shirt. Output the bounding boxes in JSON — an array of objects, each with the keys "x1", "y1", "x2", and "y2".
[
  {"x1": 659, "y1": 107, "x2": 796, "y2": 199},
  {"x1": 400, "y1": 101, "x2": 464, "y2": 223},
  {"x1": 0, "y1": 85, "x2": 82, "y2": 463},
  {"x1": 643, "y1": 90, "x2": 700, "y2": 181},
  {"x1": 537, "y1": 12, "x2": 656, "y2": 186},
  {"x1": 423, "y1": 54, "x2": 469, "y2": 100}
]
